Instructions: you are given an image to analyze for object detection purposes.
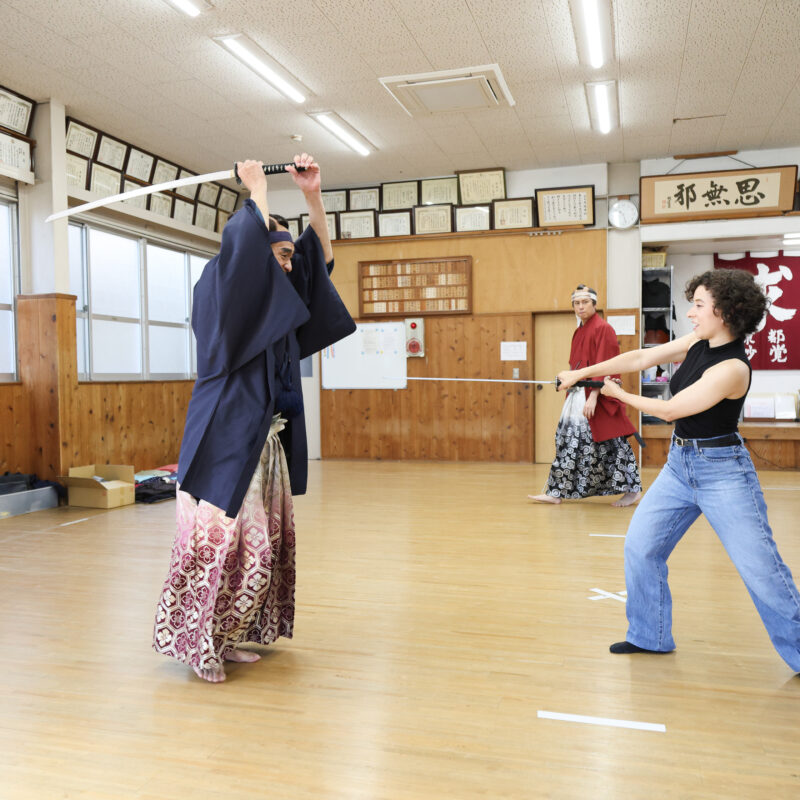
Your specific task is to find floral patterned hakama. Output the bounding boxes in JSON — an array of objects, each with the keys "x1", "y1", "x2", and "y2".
[{"x1": 153, "y1": 416, "x2": 295, "y2": 670}]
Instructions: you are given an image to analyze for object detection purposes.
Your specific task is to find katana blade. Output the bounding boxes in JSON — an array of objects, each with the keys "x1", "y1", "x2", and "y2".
[
  {"x1": 45, "y1": 161, "x2": 305, "y2": 223},
  {"x1": 46, "y1": 169, "x2": 235, "y2": 223},
  {"x1": 406, "y1": 377, "x2": 607, "y2": 388}
]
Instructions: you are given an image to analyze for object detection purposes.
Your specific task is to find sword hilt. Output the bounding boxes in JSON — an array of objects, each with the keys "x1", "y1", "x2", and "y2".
[
  {"x1": 555, "y1": 377, "x2": 607, "y2": 390},
  {"x1": 233, "y1": 162, "x2": 307, "y2": 184}
]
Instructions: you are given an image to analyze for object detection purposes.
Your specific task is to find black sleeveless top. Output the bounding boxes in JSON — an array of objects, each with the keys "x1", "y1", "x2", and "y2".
[{"x1": 669, "y1": 338, "x2": 751, "y2": 439}]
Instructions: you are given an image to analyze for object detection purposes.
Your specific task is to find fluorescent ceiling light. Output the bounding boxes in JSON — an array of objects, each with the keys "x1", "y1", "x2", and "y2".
[
  {"x1": 163, "y1": 0, "x2": 210, "y2": 17},
  {"x1": 569, "y1": 0, "x2": 614, "y2": 69},
  {"x1": 215, "y1": 34, "x2": 307, "y2": 104},
  {"x1": 586, "y1": 80, "x2": 618, "y2": 134},
  {"x1": 782, "y1": 232, "x2": 800, "y2": 238},
  {"x1": 309, "y1": 112, "x2": 372, "y2": 157}
]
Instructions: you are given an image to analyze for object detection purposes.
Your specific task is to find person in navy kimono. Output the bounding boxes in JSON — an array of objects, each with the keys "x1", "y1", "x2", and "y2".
[{"x1": 153, "y1": 155, "x2": 355, "y2": 682}]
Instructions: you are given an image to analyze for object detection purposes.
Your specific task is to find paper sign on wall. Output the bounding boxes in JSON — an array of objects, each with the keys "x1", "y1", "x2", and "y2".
[
  {"x1": 607, "y1": 315, "x2": 636, "y2": 336},
  {"x1": 500, "y1": 341, "x2": 527, "y2": 361}
]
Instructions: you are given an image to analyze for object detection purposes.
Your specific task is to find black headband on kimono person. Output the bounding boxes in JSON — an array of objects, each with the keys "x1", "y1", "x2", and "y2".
[{"x1": 269, "y1": 230, "x2": 294, "y2": 245}]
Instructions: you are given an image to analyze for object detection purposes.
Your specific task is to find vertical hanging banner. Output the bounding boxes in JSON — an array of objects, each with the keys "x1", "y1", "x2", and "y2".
[{"x1": 714, "y1": 252, "x2": 800, "y2": 369}]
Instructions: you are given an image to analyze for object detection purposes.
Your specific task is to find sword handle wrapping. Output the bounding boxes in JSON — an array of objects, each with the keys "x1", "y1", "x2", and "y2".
[
  {"x1": 233, "y1": 162, "x2": 307, "y2": 184},
  {"x1": 555, "y1": 377, "x2": 607, "y2": 389}
]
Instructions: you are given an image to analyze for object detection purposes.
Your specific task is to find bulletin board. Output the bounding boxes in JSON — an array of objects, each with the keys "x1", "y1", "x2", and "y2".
[
  {"x1": 359, "y1": 256, "x2": 472, "y2": 318},
  {"x1": 321, "y1": 322, "x2": 407, "y2": 389}
]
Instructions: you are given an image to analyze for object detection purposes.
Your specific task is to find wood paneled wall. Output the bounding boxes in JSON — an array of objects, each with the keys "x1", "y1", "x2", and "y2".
[
  {"x1": 0, "y1": 382, "x2": 31, "y2": 475},
  {"x1": 2, "y1": 294, "x2": 192, "y2": 479},
  {"x1": 69, "y1": 381, "x2": 192, "y2": 470},
  {"x1": 321, "y1": 230, "x2": 608, "y2": 464},
  {"x1": 322, "y1": 313, "x2": 534, "y2": 461},
  {"x1": 330, "y1": 229, "x2": 607, "y2": 317}
]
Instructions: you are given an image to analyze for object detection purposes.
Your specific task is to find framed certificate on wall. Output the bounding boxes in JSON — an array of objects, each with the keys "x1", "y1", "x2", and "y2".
[
  {"x1": 413, "y1": 204, "x2": 453, "y2": 234},
  {"x1": 493, "y1": 197, "x2": 535, "y2": 229},
  {"x1": 421, "y1": 176, "x2": 459, "y2": 206},
  {"x1": 218, "y1": 187, "x2": 238, "y2": 213},
  {"x1": 172, "y1": 197, "x2": 195, "y2": 225},
  {"x1": 339, "y1": 209, "x2": 377, "y2": 239},
  {"x1": 152, "y1": 159, "x2": 179, "y2": 185},
  {"x1": 66, "y1": 153, "x2": 89, "y2": 190},
  {"x1": 122, "y1": 178, "x2": 148, "y2": 210},
  {"x1": 381, "y1": 180, "x2": 419, "y2": 210},
  {"x1": 0, "y1": 85, "x2": 35, "y2": 136},
  {"x1": 457, "y1": 168, "x2": 505, "y2": 204},
  {"x1": 198, "y1": 182, "x2": 220, "y2": 206},
  {"x1": 66, "y1": 119, "x2": 98, "y2": 159},
  {"x1": 285, "y1": 218, "x2": 300, "y2": 239},
  {"x1": 348, "y1": 187, "x2": 380, "y2": 210},
  {"x1": 301, "y1": 212, "x2": 338, "y2": 241},
  {"x1": 455, "y1": 204, "x2": 491, "y2": 232},
  {"x1": 194, "y1": 203, "x2": 216, "y2": 231},
  {"x1": 378, "y1": 211, "x2": 412, "y2": 237},
  {"x1": 124, "y1": 147, "x2": 155, "y2": 183},
  {"x1": 89, "y1": 163, "x2": 122, "y2": 196},
  {"x1": 96, "y1": 135, "x2": 127, "y2": 170},
  {"x1": 149, "y1": 192, "x2": 173, "y2": 218},
  {"x1": 321, "y1": 189, "x2": 347, "y2": 212},
  {"x1": 535, "y1": 185, "x2": 595, "y2": 227},
  {"x1": 217, "y1": 209, "x2": 231, "y2": 231},
  {"x1": 175, "y1": 169, "x2": 198, "y2": 200}
]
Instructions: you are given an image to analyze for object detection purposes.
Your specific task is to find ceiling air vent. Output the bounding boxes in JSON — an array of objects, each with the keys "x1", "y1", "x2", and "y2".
[{"x1": 379, "y1": 64, "x2": 515, "y2": 116}]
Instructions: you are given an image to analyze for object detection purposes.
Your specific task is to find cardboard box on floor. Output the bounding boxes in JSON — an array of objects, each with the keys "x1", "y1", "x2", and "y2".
[{"x1": 59, "y1": 464, "x2": 135, "y2": 508}]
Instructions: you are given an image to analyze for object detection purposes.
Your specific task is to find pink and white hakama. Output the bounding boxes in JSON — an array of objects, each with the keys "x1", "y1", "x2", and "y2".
[{"x1": 153, "y1": 416, "x2": 295, "y2": 671}]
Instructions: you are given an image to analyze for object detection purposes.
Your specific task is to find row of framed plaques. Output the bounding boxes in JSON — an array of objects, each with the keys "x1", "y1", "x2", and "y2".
[
  {"x1": 293, "y1": 201, "x2": 531, "y2": 240},
  {"x1": 289, "y1": 190, "x2": 595, "y2": 241},
  {"x1": 322, "y1": 169, "x2": 507, "y2": 214},
  {"x1": 65, "y1": 117, "x2": 239, "y2": 227},
  {"x1": 314, "y1": 186, "x2": 596, "y2": 237},
  {"x1": 0, "y1": 84, "x2": 36, "y2": 179}
]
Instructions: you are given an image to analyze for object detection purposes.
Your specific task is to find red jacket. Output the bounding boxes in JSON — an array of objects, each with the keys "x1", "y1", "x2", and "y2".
[{"x1": 570, "y1": 313, "x2": 636, "y2": 443}]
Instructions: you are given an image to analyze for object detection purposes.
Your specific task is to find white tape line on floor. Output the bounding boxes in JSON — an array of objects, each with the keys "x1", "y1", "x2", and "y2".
[{"x1": 537, "y1": 710, "x2": 665, "y2": 732}]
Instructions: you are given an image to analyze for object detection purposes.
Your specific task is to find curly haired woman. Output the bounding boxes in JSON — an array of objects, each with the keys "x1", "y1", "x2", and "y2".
[{"x1": 558, "y1": 268, "x2": 800, "y2": 672}]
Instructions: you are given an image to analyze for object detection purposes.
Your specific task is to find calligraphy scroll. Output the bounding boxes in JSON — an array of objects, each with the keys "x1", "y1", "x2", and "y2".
[{"x1": 641, "y1": 166, "x2": 797, "y2": 224}]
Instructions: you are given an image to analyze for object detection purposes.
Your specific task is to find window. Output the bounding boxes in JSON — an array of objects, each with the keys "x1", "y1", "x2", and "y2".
[
  {"x1": 69, "y1": 221, "x2": 213, "y2": 380},
  {"x1": 0, "y1": 198, "x2": 19, "y2": 380}
]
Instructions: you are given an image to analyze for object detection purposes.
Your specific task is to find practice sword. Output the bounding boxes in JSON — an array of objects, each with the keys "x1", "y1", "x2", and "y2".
[
  {"x1": 45, "y1": 162, "x2": 305, "y2": 223},
  {"x1": 405, "y1": 377, "x2": 609, "y2": 389}
]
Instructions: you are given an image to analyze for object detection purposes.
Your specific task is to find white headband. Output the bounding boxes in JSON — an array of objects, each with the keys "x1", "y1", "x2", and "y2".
[{"x1": 571, "y1": 289, "x2": 597, "y2": 302}]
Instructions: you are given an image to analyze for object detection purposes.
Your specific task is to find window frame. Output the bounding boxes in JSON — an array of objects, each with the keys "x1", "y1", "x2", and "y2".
[
  {"x1": 69, "y1": 218, "x2": 214, "y2": 381},
  {"x1": 0, "y1": 195, "x2": 20, "y2": 382}
]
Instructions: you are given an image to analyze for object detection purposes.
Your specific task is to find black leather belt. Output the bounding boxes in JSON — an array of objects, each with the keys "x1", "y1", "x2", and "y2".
[{"x1": 673, "y1": 434, "x2": 741, "y2": 448}]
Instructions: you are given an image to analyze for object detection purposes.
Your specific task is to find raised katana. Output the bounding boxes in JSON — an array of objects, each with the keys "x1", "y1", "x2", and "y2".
[{"x1": 45, "y1": 162, "x2": 305, "y2": 223}]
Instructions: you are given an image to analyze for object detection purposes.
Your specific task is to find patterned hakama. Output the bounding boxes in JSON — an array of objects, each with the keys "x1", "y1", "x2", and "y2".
[
  {"x1": 543, "y1": 389, "x2": 641, "y2": 500},
  {"x1": 153, "y1": 417, "x2": 295, "y2": 671}
]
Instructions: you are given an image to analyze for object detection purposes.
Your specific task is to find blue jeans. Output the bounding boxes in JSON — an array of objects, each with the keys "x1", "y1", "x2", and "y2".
[{"x1": 624, "y1": 435, "x2": 800, "y2": 671}]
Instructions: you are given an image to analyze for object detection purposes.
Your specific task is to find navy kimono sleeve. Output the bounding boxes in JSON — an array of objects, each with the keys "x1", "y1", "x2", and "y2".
[{"x1": 192, "y1": 200, "x2": 310, "y2": 376}]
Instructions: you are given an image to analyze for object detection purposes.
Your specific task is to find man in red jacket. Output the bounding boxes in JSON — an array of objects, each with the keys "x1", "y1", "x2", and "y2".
[{"x1": 529, "y1": 285, "x2": 641, "y2": 506}]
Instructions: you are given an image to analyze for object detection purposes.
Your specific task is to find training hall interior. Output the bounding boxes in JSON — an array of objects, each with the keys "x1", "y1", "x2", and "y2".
[{"x1": 2, "y1": 1, "x2": 800, "y2": 797}]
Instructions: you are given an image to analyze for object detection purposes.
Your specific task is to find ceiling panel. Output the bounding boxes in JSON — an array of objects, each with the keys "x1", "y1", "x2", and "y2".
[
  {"x1": 674, "y1": 0, "x2": 765, "y2": 118},
  {"x1": 1, "y1": 0, "x2": 797, "y2": 188}
]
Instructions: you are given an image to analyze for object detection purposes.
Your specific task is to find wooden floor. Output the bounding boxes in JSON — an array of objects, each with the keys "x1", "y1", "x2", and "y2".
[{"x1": 2, "y1": 460, "x2": 800, "y2": 799}]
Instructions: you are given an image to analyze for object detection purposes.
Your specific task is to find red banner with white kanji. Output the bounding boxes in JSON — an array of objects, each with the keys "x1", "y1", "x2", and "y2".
[{"x1": 714, "y1": 252, "x2": 800, "y2": 369}]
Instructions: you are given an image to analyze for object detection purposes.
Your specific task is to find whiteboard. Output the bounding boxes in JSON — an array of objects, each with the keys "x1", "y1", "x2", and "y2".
[{"x1": 321, "y1": 322, "x2": 407, "y2": 389}]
